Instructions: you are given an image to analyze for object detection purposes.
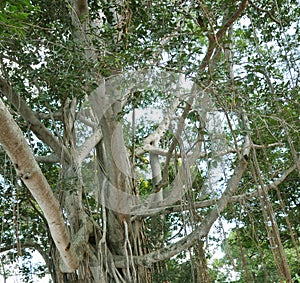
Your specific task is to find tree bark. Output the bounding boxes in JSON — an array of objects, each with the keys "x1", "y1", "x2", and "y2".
[{"x1": 0, "y1": 98, "x2": 78, "y2": 272}]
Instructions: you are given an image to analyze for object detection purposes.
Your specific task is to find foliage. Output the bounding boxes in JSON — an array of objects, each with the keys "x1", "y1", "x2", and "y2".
[{"x1": 0, "y1": 0, "x2": 299, "y2": 282}]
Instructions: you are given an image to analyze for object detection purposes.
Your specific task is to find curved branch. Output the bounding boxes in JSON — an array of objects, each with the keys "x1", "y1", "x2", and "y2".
[
  {"x1": 0, "y1": 98, "x2": 78, "y2": 272},
  {"x1": 216, "y1": 0, "x2": 248, "y2": 39},
  {"x1": 76, "y1": 128, "x2": 103, "y2": 164},
  {"x1": 116, "y1": 156, "x2": 249, "y2": 268},
  {"x1": 132, "y1": 163, "x2": 297, "y2": 217},
  {"x1": 123, "y1": 128, "x2": 251, "y2": 268},
  {"x1": 135, "y1": 97, "x2": 179, "y2": 156},
  {"x1": 200, "y1": 0, "x2": 248, "y2": 70}
]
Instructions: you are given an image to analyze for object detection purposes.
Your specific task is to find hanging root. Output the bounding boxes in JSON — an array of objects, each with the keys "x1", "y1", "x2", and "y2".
[{"x1": 124, "y1": 220, "x2": 137, "y2": 283}]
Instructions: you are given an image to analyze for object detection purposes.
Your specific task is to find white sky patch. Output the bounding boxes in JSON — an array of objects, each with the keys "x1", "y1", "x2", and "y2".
[
  {"x1": 125, "y1": 107, "x2": 163, "y2": 124},
  {"x1": 0, "y1": 251, "x2": 50, "y2": 283}
]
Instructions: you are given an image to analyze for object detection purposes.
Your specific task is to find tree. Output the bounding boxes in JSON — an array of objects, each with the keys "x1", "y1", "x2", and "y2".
[{"x1": 0, "y1": 0, "x2": 299, "y2": 282}]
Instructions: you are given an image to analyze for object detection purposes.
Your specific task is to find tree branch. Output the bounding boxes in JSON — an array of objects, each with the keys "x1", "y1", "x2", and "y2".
[
  {"x1": 135, "y1": 97, "x2": 179, "y2": 156},
  {"x1": 0, "y1": 98, "x2": 78, "y2": 272},
  {"x1": 199, "y1": 0, "x2": 248, "y2": 70},
  {"x1": 35, "y1": 154, "x2": 60, "y2": 163},
  {"x1": 132, "y1": 163, "x2": 297, "y2": 217},
  {"x1": 216, "y1": 0, "x2": 248, "y2": 39},
  {"x1": 121, "y1": 126, "x2": 251, "y2": 267},
  {"x1": 248, "y1": 0, "x2": 281, "y2": 24},
  {"x1": 116, "y1": 156, "x2": 249, "y2": 268},
  {"x1": 0, "y1": 77, "x2": 70, "y2": 163},
  {"x1": 76, "y1": 128, "x2": 103, "y2": 164}
]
